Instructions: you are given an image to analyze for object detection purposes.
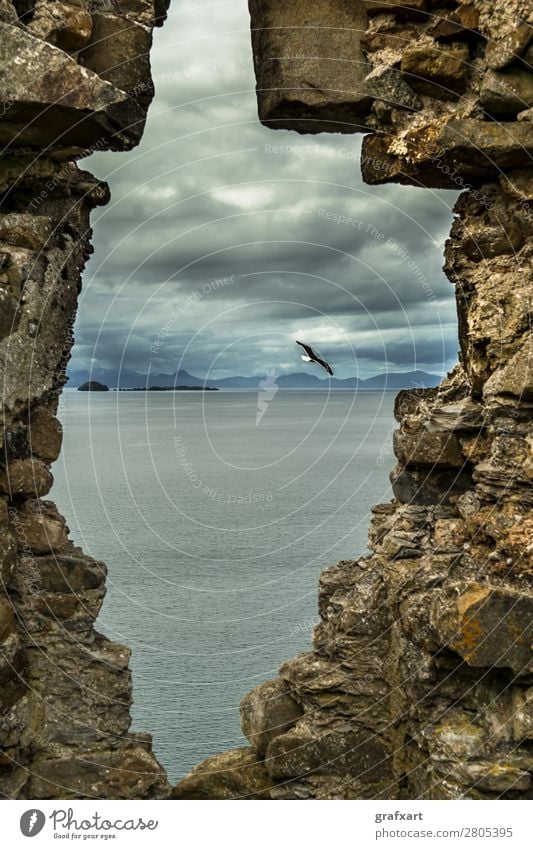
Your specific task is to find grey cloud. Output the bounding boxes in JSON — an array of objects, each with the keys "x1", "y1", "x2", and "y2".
[{"x1": 72, "y1": 0, "x2": 459, "y2": 380}]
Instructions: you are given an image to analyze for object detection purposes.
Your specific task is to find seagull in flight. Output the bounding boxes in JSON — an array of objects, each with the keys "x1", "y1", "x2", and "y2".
[{"x1": 296, "y1": 340, "x2": 334, "y2": 376}]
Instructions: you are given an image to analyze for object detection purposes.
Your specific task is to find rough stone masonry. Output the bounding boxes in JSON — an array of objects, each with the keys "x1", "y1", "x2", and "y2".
[
  {"x1": 173, "y1": 0, "x2": 533, "y2": 800},
  {"x1": 0, "y1": 0, "x2": 172, "y2": 798},
  {"x1": 0, "y1": 0, "x2": 531, "y2": 800}
]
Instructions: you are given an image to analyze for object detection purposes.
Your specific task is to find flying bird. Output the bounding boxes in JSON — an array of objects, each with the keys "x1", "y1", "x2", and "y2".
[{"x1": 296, "y1": 340, "x2": 334, "y2": 376}]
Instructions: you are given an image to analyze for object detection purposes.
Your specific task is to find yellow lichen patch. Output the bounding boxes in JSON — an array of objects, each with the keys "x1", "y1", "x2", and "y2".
[
  {"x1": 453, "y1": 615, "x2": 487, "y2": 660},
  {"x1": 456, "y1": 584, "x2": 491, "y2": 619}
]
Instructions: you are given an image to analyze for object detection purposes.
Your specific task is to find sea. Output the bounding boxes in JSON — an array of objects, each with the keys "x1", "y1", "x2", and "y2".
[{"x1": 52, "y1": 388, "x2": 396, "y2": 782}]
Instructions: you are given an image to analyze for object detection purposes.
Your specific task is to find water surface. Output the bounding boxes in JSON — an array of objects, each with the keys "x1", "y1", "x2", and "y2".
[{"x1": 52, "y1": 389, "x2": 395, "y2": 781}]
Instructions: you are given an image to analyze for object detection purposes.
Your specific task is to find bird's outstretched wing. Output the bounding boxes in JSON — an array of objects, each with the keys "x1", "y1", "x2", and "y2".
[
  {"x1": 295, "y1": 340, "x2": 334, "y2": 376},
  {"x1": 296, "y1": 340, "x2": 315, "y2": 359},
  {"x1": 317, "y1": 358, "x2": 334, "y2": 376}
]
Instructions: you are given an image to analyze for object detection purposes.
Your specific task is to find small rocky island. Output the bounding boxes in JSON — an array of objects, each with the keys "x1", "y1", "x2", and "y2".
[{"x1": 77, "y1": 381, "x2": 109, "y2": 392}]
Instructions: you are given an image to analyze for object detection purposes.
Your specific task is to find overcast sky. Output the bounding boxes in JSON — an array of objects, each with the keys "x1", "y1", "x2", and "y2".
[{"x1": 75, "y1": 0, "x2": 460, "y2": 380}]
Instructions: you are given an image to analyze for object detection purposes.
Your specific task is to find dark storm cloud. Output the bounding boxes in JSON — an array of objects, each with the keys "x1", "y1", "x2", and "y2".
[{"x1": 73, "y1": 0, "x2": 460, "y2": 380}]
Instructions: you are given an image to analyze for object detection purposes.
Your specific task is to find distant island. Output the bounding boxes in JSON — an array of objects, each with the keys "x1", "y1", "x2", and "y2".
[
  {"x1": 78, "y1": 381, "x2": 109, "y2": 392},
  {"x1": 69, "y1": 368, "x2": 442, "y2": 391}
]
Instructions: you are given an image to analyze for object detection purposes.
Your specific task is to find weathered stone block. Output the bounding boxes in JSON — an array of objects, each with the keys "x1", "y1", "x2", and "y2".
[
  {"x1": 240, "y1": 678, "x2": 303, "y2": 757},
  {"x1": 172, "y1": 748, "x2": 273, "y2": 799},
  {"x1": 400, "y1": 41, "x2": 470, "y2": 100},
  {"x1": 27, "y1": 744, "x2": 169, "y2": 799},
  {"x1": 426, "y1": 399, "x2": 483, "y2": 433},
  {"x1": 458, "y1": 761, "x2": 531, "y2": 793},
  {"x1": 485, "y1": 24, "x2": 532, "y2": 71},
  {"x1": 394, "y1": 428, "x2": 465, "y2": 468},
  {"x1": 0, "y1": 22, "x2": 134, "y2": 151},
  {"x1": 17, "y1": 548, "x2": 106, "y2": 595},
  {"x1": 280, "y1": 649, "x2": 389, "y2": 722},
  {"x1": 265, "y1": 722, "x2": 394, "y2": 782},
  {"x1": 365, "y1": 63, "x2": 422, "y2": 110},
  {"x1": 362, "y1": 119, "x2": 533, "y2": 186},
  {"x1": 25, "y1": 636, "x2": 132, "y2": 745},
  {"x1": 80, "y1": 12, "x2": 153, "y2": 100},
  {"x1": 27, "y1": 2, "x2": 93, "y2": 51},
  {"x1": 249, "y1": 0, "x2": 372, "y2": 133},
  {"x1": 484, "y1": 342, "x2": 533, "y2": 401},
  {"x1": 432, "y1": 583, "x2": 533, "y2": 675},
  {"x1": 481, "y1": 68, "x2": 533, "y2": 115},
  {"x1": 437, "y1": 120, "x2": 533, "y2": 172},
  {"x1": 8, "y1": 500, "x2": 68, "y2": 555},
  {"x1": 391, "y1": 463, "x2": 472, "y2": 505},
  {"x1": 462, "y1": 221, "x2": 525, "y2": 260},
  {"x1": 0, "y1": 459, "x2": 53, "y2": 498},
  {"x1": 0, "y1": 248, "x2": 39, "y2": 295},
  {"x1": 27, "y1": 407, "x2": 63, "y2": 464},
  {"x1": 10, "y1": 550, "x2": 107, "y2": 635},
  {"x1": 428, "y1": 4, "x2": 480, "y2": 41}
]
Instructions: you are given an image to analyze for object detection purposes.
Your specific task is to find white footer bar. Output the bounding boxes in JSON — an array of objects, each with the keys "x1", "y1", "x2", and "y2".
[{"x1": 4, "y1": 799, "x2": 531, "y2": 848}]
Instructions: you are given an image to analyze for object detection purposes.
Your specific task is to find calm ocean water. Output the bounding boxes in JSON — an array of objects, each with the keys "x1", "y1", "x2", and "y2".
[{"x1": 52, "y1": 389, "x2": 395, "y2": 782}]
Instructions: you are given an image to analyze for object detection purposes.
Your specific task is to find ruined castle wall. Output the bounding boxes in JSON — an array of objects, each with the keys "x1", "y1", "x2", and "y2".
[
  {"x1": 0, "y1": 0, "x2": 171, "y2": 799},
  {"x1": 174, "y1": 0, "x2": 533, "y2": 800}
]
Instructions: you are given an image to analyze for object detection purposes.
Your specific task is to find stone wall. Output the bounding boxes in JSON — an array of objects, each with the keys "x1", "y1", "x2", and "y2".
[
  {"x1": 174, "y1": 0, "x2": 533, "y2": 800},
  {"x1": 0, "y1": 0, "x2": 171, "y2": 798}
]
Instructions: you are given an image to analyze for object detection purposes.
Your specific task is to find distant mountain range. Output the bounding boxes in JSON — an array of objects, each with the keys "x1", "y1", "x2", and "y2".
[{"x1": 67, "y1": 367, "x2": 442, "y2": 390}]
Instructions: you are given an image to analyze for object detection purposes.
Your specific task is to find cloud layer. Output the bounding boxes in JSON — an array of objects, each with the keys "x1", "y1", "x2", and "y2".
[{"x1": 74, "y1": 0, "x2": 460, "y2": 380}]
